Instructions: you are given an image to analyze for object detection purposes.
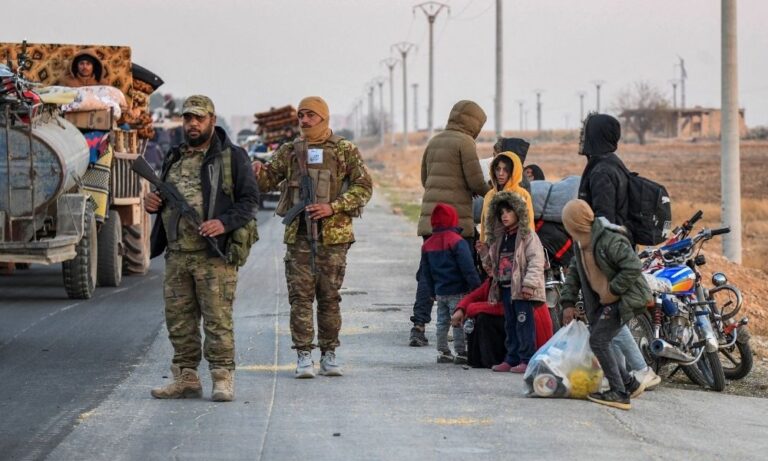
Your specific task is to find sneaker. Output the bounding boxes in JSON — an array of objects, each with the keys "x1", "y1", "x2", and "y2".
[
  {"x1": 319, "y1": 351, "x2": 343, "y2": 377},
  {"x1": 409, "y1": 325, "x2": 429, "y2": 347},
  {"x1": 492, "y1": 362, "x2": 513, "y2": 372},
  {"x1": 453, "y1": 353, "x2": 468, "y2": 365},
  {"x1": 587, "y1": 390, "x2": 631, "y2": 411},
  {"x1": 633, "y1": 367, "x2": 662, "y2": 392},
  {"x1": 626, "y1": 376, "x2": 643, "y2": 399},
  {"x1": 509, "y1": 363, "x2": 528, "y2": 374},
  {"x1": 295, "y1": 350, "x2": 315, "y2": 379},
  {"x1": 437, "y1": 350, "x2": 455, "y2": 363}
]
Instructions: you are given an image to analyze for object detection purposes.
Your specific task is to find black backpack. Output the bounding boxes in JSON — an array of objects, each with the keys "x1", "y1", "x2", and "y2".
[{"x1": 618, "y1": 164, "x2": 672, "y2": 246}]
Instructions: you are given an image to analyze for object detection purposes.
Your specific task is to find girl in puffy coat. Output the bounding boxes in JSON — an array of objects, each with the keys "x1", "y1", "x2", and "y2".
[{"x1": 478, "y1": 191, "x2": 547, "y2": 373}]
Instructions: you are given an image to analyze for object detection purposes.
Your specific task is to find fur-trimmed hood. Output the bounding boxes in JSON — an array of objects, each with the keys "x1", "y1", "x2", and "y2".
[{"x1": 486, "y1": 191, "x2": 532, "y2": 243}]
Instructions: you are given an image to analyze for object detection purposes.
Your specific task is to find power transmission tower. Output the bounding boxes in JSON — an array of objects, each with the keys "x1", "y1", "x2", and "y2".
[
  {"x1": 678, "y1": 55, "x2": 687, "y2": 109},
  {"x1": 414, "y1": 1, "x2": 450, "y2": 139},
  {"x1": 577, "y1": 91, "x2": 586, "y2": 122},
  {"x1": 375, "y1": 76, "x2": 386, "y2": 145},
  {"x1": 516, "y1": 99, "x2": 524, "y2": 132},
  {"x1": 534, "y1": 89, "x2": 543, "y2": 132},
  {"x1": 412, "y1": 83, "x2": 420, "y2": 132},
  {"x1": 367, "y1": 83, "x2": 375, "y2": 136},
  {"x1": 494, "y1": 0, "x2": 503, "y2": 137},
  {"x1": 392, "y1": 42, "x2": 416, "y2": 148},
  {"x1": 591, "y1": 80, "x2": 605, "y2": 112},
  {"x1": 721, "y1": 0, "x2": 741, "y2": 262},
  {"x1": 380, "y1": 57, "x2": 399, "y2": 146}
]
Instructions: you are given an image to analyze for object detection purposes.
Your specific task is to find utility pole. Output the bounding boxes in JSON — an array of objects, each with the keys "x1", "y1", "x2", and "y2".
[
  {"x1": 534, "y1": 90, "x2": 543, "y2": 132},
  {"x1": 375, "y1": 77, "x2": 385, "y2": 145},
  {"x1": 592, "y1": 80, "x2": 605, "y2": 112},
  {"x1": 524, "y1": 109, "x2": 529, "y2": 131},
  {"x1": 678, "y1": 56, "x2": 687, "y2": 109},
  {"x1": 412, "y1": 83, "x2": 419, "y2": 132},
  {"x1": 414, "y1": 2, "x2": 450, "y2": 139},
  {"x1": 577, "y1": 91, "x2": 586, "y2": 122},
  {"x1": 367, "y1": 83, "x2": 375, "y2": 136},
  {"x1": 669, "y1": 79, "x2": 679, "y2": 109},
  {"x1": 494, "y1": 0, "x2": 503, "y2": 137},
  {"x1": 380, "y1": 57, "x2": 399, "y2": 146},
  {"x1": 516, "y1": 100, "x2": 524, "y2": 132},
  {"x1": 721, "y1": 0, "x2": 741, "y2": 263},
  {"x1": 392, "y1": 42, "x2": 416, "y2": 148}
]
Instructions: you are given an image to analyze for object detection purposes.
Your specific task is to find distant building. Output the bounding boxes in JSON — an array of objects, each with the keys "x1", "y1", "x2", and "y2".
[{"x1": 621, "y1": 107, "x2": 748, "y2": 139}]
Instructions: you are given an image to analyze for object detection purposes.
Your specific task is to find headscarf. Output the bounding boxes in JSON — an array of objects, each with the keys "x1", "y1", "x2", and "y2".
[
  {"x1": 298, "y1": 96, "x2": 332, "y2": 144},
  {"x1": 578, "y1": 113, "x2": 621, "y2": 156},
  {"x1": 562, "y1": 199, "x2": 595, "y2": 247},
  {"x1": 525, "y1": 164, "x2": 546, "y2": 181}
]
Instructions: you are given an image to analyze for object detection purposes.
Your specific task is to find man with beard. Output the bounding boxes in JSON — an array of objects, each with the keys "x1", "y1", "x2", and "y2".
[
  {"x1": 56, "y1": 49, "x2": 104, "y2": 87},
  {"x1": 252, "y1": 96, "x2": 372, "y2": 379},
  {"x1": 144, "y1": 95, "x2": 259, "y2": 401}
]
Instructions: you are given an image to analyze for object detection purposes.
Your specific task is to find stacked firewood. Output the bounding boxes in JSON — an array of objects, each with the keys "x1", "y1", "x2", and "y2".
[{"x1": 254, "y1": 105, "x2": 300, "y2": 145}]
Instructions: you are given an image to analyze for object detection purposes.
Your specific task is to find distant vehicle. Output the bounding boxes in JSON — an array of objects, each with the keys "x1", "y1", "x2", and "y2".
[
  {"x1": 0, "y1": 41, "x2": 161, "y2": 298},
  {"x1": 251, "y1": 106, "x2": 300, "y2": 210}
]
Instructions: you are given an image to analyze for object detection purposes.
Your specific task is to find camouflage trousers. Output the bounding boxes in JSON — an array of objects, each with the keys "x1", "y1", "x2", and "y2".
[
  {"x1": 285, "y1": 240, "x2": 350, "y2": 351},
  {"x1": 164, "y1": 250, "x2": 238, "y2": 370}
]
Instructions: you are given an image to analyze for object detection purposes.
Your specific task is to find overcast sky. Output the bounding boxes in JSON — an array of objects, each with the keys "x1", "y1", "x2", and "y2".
[{"x1": 4, "y1": 0, "x2": 767, "y2": 132}]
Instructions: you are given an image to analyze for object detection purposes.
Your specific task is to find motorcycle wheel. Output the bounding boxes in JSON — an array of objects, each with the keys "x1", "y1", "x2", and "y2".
[
  {"x1": 683, "y1": 350, "x2": 726, "y2": 392},
  {"x1": 719, "y1": 339, "x2": 753, "y2": 380}
]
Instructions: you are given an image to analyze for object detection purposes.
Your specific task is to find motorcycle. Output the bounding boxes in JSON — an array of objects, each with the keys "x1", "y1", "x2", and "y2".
[
  {"x1": 630, "y1": 220, "x2": 729, "y2": 391},
  {"x1": 643, "y1": 210, "x2": 753, "y2": 381}
]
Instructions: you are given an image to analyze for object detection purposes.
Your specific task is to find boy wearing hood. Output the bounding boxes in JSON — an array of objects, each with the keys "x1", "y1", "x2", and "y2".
[
  {"x1": 577, "y1": 113, "x2": 661, "y2": 392},
  {"x1": 57, "y1": 49, "x2": 104, "y2": 87},
  {"x1": 559, "y1": 199, "x2": 652, "y2": 410},
  {"x1": 418, "y1": 203, "x2": 481, "y2": 363},
  {"x1": 479, "y1": 192, "x2": 546, "y2": 373}
]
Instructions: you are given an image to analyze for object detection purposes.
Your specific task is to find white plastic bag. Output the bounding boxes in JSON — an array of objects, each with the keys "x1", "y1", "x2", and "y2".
[{"x1": 523, "y1": 320, "x2": 603, "y2": 399}]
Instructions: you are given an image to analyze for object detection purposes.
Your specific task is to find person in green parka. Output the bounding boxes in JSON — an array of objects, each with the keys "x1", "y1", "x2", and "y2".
[{"x1": 559, "y1": 199, "x2": 652, "y2": 411}]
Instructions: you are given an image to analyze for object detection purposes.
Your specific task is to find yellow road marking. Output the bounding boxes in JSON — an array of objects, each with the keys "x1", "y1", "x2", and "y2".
[
  {"x1": 424, "y1": 417, "x2": 493, "y2": 426},
  {"x1": 237, "y1": 364, "x2": 295, "y2": 372}
]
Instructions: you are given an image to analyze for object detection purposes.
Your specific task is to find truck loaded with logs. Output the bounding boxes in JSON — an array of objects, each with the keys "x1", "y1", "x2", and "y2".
[
  {"x1": 251, "y1": 105, "x2": 300, "y2": 209},
  {"x1": 0, "y1": 41, "x2": 162, "y2": 298}
]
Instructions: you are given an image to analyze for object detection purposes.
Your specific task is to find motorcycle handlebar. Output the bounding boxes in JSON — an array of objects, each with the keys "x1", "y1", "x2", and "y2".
[
  {"x1": 686, "y1": 210, "x2": 703, "y2": 229},
  {"x1": 711, "y1": 227, "x2": 731, "y2": 236}
]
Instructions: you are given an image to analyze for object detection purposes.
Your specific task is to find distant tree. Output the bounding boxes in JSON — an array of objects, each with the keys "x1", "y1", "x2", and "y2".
[{"x1": 615, "y1": 81, "x2": 669, "y2": 145}]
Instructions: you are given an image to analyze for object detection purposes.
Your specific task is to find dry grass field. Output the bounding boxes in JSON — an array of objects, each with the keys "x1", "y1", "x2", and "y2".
[{"x1": 365, "y1": 136, "x2": 768, "y2": 337}]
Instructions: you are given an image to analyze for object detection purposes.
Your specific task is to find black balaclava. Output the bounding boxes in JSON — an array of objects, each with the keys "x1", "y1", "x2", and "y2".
[{"x1": 578, "y1": 113, "x2": 621, "y2": 156}]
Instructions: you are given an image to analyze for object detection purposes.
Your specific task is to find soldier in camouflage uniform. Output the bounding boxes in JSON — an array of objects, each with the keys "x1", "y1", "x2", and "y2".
[
  {"x1": 145, "y1": 95, "x2": 259, "y2": 401},
  {"x1": 253, "y1": 96, "x2": 372, "y2": 378}
]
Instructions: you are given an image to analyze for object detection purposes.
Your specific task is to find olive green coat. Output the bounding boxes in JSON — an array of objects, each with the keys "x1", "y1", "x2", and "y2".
[{"x1": 560, "y1": 217, "x2": 652, "y2": 324}]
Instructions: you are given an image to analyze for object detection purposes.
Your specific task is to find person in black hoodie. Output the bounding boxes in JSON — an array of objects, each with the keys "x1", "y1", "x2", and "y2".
[
  {"x1": 577, "y1": 113, "x2": 631, "y2": 243},
  {"x1": 576, "y1": 113, "x2": 662, "y2": 394},
  {"x1": 144, "y1": 95, "x2": 259, "y2": 403}
]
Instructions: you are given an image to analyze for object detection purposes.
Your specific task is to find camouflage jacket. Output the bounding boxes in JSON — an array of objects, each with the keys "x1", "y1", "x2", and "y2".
[{"x1": 258, "y1": 136, "x2": 373, "y2": 245}]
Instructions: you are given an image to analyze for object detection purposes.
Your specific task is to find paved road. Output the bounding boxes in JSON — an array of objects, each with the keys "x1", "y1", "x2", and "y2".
[{"x1": 3, "y1": 196, "x2": 768, "y2": 460}]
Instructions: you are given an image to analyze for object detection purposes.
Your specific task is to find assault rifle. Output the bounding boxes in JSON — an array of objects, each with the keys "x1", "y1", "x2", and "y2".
[
  {"x1": 131, "y1": 156, "x2": 227, "y2": 260},
  {"x1": 280, "y1": 140, "x2": 318, "y2": 273}
]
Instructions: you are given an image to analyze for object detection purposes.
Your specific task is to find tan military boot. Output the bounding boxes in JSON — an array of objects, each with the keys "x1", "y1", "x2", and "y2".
[
  {"x1": 211, "y1": 368, "x2": 234, "y2": 402},
  {"x1": 151, "y1": 365, "x2": 203, "y2": 399}
]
